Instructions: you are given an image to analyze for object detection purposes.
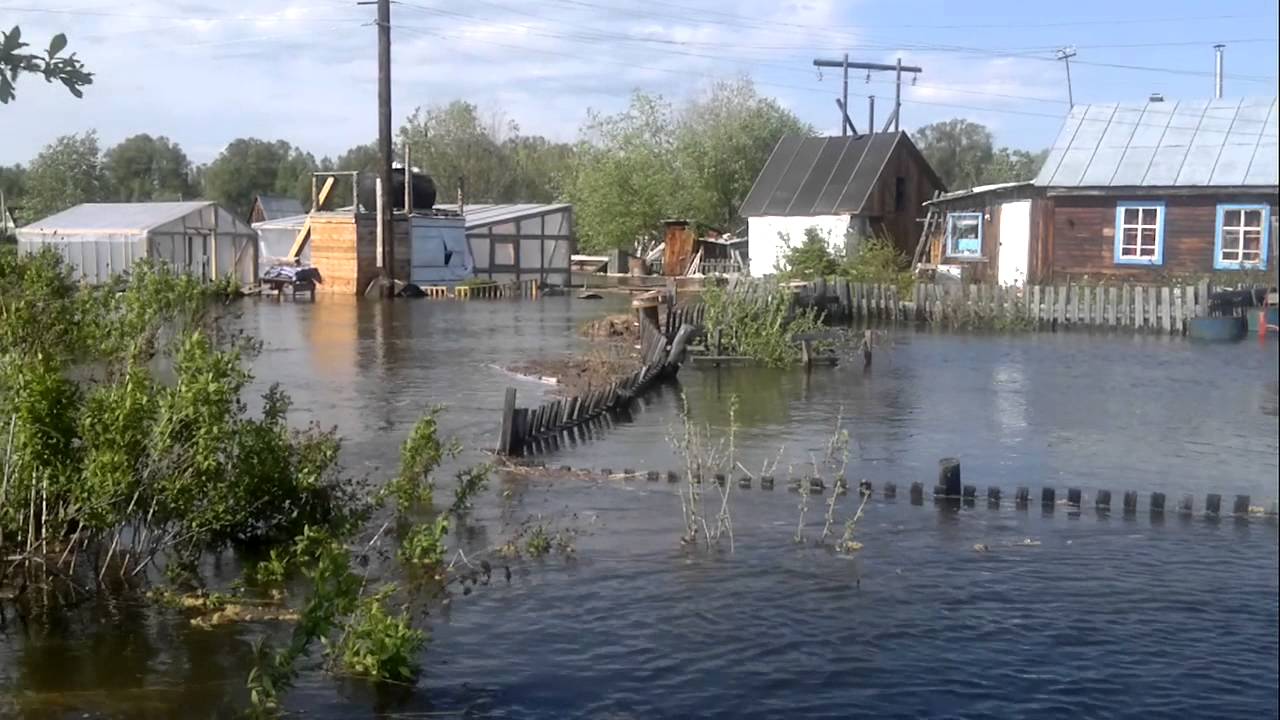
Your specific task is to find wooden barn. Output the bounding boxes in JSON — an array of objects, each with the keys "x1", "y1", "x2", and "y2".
[
  {"x1": 740, "y1": 132, "x2": 945, "y2": 277},
  {"x1": 923, "y1": 97, "x2": 1279, "y2": 284}
]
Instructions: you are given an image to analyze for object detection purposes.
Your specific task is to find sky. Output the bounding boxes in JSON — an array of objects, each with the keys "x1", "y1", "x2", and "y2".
[{"x1": 1, "y1": 0, "x2": 1277, "y2": 166}]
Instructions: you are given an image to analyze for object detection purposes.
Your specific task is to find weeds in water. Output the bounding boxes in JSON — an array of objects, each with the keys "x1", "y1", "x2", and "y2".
[
  {"x1": 701, "y1": 283, "x2": 825, "y2": 367},
  {"x1": 525, "y1": 525, "x2": 553, "y2": 557},
  {"x1": 331, "y1": 585, "x2": 426, "y2": 683},
  {"x1": 399, "y1": 518, "x2": 449, "y2": 569},
  {"x1": 671, "y1": 393, "x2": 740, "y2": 551}
]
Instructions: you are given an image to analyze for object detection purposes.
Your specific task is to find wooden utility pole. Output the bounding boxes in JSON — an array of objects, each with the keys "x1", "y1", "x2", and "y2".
[
  {"x1": 1056, "y1": 47, "x2": 1077, "y2": 108},
  {"x1": 360, "y1": 0, "x2": 395, "y2": 294},
  {"x1": 813, "y1": 57, "x2": 922, "y2": 134}
]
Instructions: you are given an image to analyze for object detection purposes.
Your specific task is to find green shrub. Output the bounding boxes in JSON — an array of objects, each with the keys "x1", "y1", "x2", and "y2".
[
  {"x1": 701, "y1": 282, "x2": 824, "y2": 368},
  {"x1": 333, "y1": 586, "x2": 426, "y2": 683}
]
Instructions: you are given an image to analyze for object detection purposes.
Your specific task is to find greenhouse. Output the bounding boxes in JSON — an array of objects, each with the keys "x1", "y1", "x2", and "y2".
[
  {"x1": 16, "y1": 201, "x2": 259, "y2": 285},
  {"x1": 434, "y1": 203, "x2": 575, "y2": 285}
]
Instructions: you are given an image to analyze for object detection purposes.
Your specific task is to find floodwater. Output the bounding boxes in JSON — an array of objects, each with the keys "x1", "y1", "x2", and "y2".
[{"x1": 2, "y1": 296, "x2": 1277, "y2": 719}]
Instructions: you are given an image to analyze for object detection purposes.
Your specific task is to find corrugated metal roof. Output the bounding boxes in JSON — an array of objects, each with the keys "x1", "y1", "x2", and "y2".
[
  {"x1": 20, "y1": 201, "x2": 215, "y2": 233},
  {"x1": 1035, "y1": 97, "x2": 1280, "y2": 188},
  {"x1": 739, "y1": 133, "x2": 926, "y2": 217},
  {"x1": 433, "y1": 203, "x2": 571, "y2": 229},
  {"x1": 254, "y1": 195, "x2": 305, "y2": 221}
]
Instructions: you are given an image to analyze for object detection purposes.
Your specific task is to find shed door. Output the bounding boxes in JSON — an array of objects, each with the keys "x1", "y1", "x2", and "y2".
[{"x1": 997, "y1": 200, "x2": 1031, "y2": 286}]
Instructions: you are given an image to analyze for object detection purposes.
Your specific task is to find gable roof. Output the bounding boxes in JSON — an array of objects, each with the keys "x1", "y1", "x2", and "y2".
[
  {"x1": 20, "y1": 201, "x2": 215, "y2": 234},
  {"x1": 253, "y1": 195, "x2": 305, "y2": 221},
  {"x1": 1035, "y1": 97, "x2": 1279, "y2": 189},
  {"x1": 740, "y1": 132, "x2": 940, "y2": 217}
]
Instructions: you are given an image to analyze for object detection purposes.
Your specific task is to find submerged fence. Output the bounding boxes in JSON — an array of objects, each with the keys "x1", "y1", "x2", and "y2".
[
  {"x1": 770, "y1": 278, "x2": 1221, "y2": 335},
  {"x1": 420, "y1": 279, "x2": 539, "y2": 300},
  {"x1": 497, "y1": 320, "x2": 696, "y2": 456}
]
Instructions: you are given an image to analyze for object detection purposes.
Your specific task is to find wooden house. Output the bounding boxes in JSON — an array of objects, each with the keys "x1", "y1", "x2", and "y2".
[
  {"x1": 740, "y1": 132, "x2": 945, "y2": 277},
  {"x1": 924, "y1": 97, "x2": 1279, "y2": 284}
]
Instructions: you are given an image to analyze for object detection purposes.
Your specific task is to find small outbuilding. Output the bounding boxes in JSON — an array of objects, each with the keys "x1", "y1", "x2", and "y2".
[
  {"x1": 17, "y1": 201, "x2": 258, "y2": 285},
  {"x1": 740, "y1": 132, "x2": 945, "y2": 277}
]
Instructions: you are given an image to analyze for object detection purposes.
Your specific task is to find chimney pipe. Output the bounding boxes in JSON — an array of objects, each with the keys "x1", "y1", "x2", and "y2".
[
  {"x1": 1213, "y1": 44, "x2": 1225, "y2": 99},
  {"x1": 868, "y1": 95, "x2": 875, "y2": 136}
]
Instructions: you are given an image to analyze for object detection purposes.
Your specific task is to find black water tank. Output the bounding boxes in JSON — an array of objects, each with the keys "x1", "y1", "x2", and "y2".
[{"x1": 356, "y1": 168, "x2": 436, "y2": 212}]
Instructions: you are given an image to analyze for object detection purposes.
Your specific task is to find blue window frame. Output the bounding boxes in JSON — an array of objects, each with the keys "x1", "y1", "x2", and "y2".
[
  {"x1": 1113, "y1": 201, "x2": 1165, "y2": 266},
  {"x1": 945, "y1": 212, "x2": 983, "y2": 258},
  {"x1": 1214, "y1": 204, "x2": 1270, "y2": 270}
]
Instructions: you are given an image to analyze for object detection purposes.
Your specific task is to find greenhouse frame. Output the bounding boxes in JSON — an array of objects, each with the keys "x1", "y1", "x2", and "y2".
[
  {"x1": 434, "y1": 203, "x2": 575, "y2": 285},
  {"x1": 17, "y1": 201, "x2": 258, "y2": 285}
]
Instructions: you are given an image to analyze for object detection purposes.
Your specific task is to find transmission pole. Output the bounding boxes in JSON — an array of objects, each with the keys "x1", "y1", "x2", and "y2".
[
  {"x1": 1056, "y1": 46, "x2": 1077, "y2": 108},
  {"x1": 813, "y1": 56, "x2": 921, "y2": 135},
  {"x1": 359, "y1": 0, "x2": 395, "y2": 294}
]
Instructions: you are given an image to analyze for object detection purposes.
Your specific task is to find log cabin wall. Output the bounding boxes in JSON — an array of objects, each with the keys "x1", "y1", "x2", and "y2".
[{"x1": 1045, "y1": 192, "x2": 1279, "y2": 281}]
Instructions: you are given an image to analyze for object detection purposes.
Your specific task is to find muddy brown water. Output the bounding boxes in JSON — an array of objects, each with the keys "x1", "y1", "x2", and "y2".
[{"x1": 2, "y1": 295, "x2": 1277, "y2": 719}]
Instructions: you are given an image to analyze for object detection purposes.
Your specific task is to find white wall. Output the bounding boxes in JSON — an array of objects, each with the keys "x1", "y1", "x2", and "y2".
[{"x1": 747, "y1": 214, "x2": 852, "y2": 277}]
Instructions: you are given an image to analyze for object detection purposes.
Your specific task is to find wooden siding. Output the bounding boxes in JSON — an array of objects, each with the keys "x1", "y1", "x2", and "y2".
[
  {"x1": 925, "y1": 195, "x2": 1047, "y2": 284},
  {"x1": 864, "y1": 141, "x2": 946, "y2": 257},
  {"x1": 1047, "y1": 193, "x2": 1279, "y2": 281},
  {"x1": 310, "y1": 214, "x2": 410, "y2": 294}
]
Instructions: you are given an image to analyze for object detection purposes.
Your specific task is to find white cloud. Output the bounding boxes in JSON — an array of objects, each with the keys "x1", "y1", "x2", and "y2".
[{"x1": 1, "y1": 0, "x2": 1076, "y2": 166}]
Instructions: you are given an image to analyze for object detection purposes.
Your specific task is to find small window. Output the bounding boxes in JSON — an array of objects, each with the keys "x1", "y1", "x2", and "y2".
[
  {"x1": 945, "y1": 212, "x2": 983, "y2": 258},
  {"x1": 1215, "y1": 204, "x2": 1270, "y2": 270},
  {"x1": 894, "y1": 177, "x2": 907, "y2": 212},
  {"x1": 1113, "y1": 201, "x2": 1165, "y2": 265}
]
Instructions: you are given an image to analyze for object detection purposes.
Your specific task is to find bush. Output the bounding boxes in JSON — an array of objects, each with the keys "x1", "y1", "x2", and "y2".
[
  {"x1": 775, "y1": 226, "x2": 913, "y2": 293},
  {"x1": 701, "y1": 282, "x2": 823, "y2": 367},
  {"x1": 333, "y1": 586, "x2": 426, "y2": 683}
]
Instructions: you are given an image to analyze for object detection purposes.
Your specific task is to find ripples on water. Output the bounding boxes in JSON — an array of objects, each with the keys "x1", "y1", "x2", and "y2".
[{"x1": 2, "y1": 297, "x2": 1277, "y2": 719}]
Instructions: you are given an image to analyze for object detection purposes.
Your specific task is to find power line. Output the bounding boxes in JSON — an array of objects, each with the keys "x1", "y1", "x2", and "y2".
[
  {"x1": 0, "y1": 5, "x2": 361, "y2": 23},
  {"x1": 392, "y1": 23, "x2": 1274, "y2": 136}
]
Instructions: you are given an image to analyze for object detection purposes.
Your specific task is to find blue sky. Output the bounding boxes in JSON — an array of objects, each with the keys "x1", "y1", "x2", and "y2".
[{"x1": 2, "y1": 0, "x2": 1277, "y2": 165}]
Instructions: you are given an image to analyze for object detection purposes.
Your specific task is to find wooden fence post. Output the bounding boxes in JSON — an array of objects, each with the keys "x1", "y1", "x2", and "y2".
[{"x1": 497, "y1": 388, "x2": 517, "y2": 455}]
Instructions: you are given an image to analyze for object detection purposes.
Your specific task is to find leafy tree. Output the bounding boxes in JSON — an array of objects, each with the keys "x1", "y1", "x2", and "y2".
[
  {"x1": 912, "y1": 118, "x2": 1047, "y2": 189},
  {"x1": 202, "y1": 139, "x2": 317, "y2": 218},
  {"x1": 23, "y1": 131, "x2": 106, "y2": 220},
  {"x1": 502, "y1": 135, "x2": 575, "y2": 203},
  {"x1": 398, "y1": 100, "x2": 512, "y2": 202},
  {"x1": 1, "y1": 163, "x2": 25, "y2": 231},
  {"x1": 912, "y1": 119, "x2": 995, "y2": 189},
  {"x1": 984, "y1": 147, "x2": 1049, "y2": 184},
  {"x1": 677, "y1": 77, "x2": 811, "y2": 231},
  {"x1": 565, "y1": 91, "x2": 681, "y2": 253},
  {"x1": 335, "y1": 142, "x2": 381, "y2": 174},
  {"x1": 104, "y1": 134, "x2": 193, "y2": 202},
  {"x1": 0, "y1": 26, "x2": 92, "y2": 104}
]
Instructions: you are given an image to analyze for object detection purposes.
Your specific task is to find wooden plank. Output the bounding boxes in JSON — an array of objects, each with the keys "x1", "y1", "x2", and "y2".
[
  {"x1": 497, "y1": 388, "x2": 517, "y2": 455},
  {"x1": 1182, "y1": 285, "x2": 1194, "y2": 329},
  {"x1": 1030, "y1": 285, "x2": 1041, "y2": 324},
  {"x1": 1174, "y1": 288, "x2": 1184, "y2": 335},
  {"x1": 1197, "y1": 279, "x2": 1210, "y2": 317},
  {"x1": 1056, "y1": 285, "x2": 1067, "y2": 326},
  {"x1": 1134, "y1": 286, "x2": 1145, "y2": 329},
  {"x1": 1160, "y1": 286, "x2": 1172, "y2": 333},
  {"x1": 286, "y1": 176, "x2": 336, "y2": 260},
  {"x1": 1147, "y1": 285, "x2": 1158, "y2": 331}
]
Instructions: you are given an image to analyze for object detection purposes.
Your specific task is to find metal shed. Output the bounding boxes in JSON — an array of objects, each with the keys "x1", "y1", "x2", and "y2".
[
  {"x1": 434, "y1": 203, "x2": 575, "y2": 285},
  {"x1": 17, "y1": 201, "x2": 258, "y2": 285}
]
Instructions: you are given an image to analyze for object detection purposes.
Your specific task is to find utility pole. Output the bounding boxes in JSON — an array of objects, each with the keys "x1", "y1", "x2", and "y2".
[
  {"x1": 1213, "y1": 43, "x2": 1225, "y2": 99},
  {"x1": 359, "y1": 0, "x2": 395, "y2": 295},
  {"x1": 841, "y1": 52, "x2": 849, "y2": 137},
  {"x1": 1056, "y1": 46, "x2": 1077, "y2": 108},
  {"x1": 813, "y1": 56, "x2": 921, "y2": 135}
]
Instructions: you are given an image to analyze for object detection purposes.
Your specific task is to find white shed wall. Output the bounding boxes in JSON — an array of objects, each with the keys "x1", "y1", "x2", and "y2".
[{"x1": 747, "y1": 214, "x2": 852, "y2": 277}]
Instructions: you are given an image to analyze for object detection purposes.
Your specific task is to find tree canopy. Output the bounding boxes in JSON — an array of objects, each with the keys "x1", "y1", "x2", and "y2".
[
  {"x1": 202, "y1": 139, "x2": 317, "y2": 218},
  {"x1": 104, "y1": 134, "x2": 193, "y2": 202},
  {"x1": 912, "y1": 118, "x2": 1047, "y2": 189},
  {"x1": 566, "y1": 78, "x2": 810, "y2": 253},
  {"x1": 0, "y1": 26, "x2": 92, "y2": 104},
  {"x1": 23, "y1": 131, "x2": 106, "y2": 221}
]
